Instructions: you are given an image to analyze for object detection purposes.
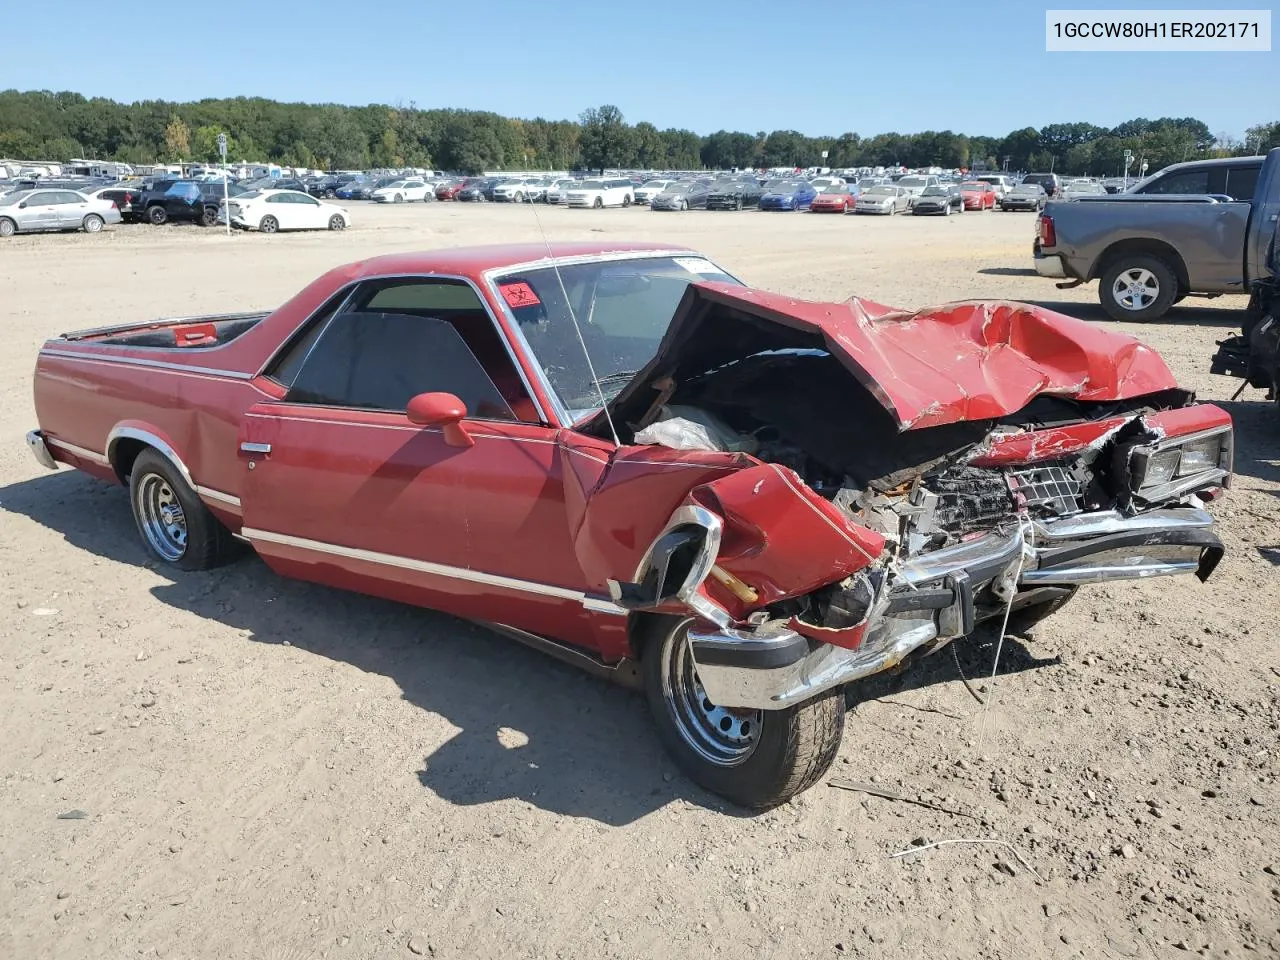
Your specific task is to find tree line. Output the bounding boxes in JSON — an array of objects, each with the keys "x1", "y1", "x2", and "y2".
[{"x1": 1, "y1": 90, "x2": 1277, "y2": 177}]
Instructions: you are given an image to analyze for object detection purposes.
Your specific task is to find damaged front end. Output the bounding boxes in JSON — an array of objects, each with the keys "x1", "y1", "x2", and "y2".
[{"x1": 588, "y1": 286, "x2": 1233, "y2": 711}]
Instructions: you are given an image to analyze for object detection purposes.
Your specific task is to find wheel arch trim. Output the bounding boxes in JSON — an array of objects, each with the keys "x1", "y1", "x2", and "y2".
[{"x1": 107, "y1": 423, "x2": 193, "y2": 486}]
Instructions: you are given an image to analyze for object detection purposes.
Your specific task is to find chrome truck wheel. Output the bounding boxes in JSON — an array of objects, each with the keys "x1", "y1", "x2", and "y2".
[
  {"x1": 127, "y1": 449, "x2": 239, "y2": 571},
  {"x1": 641, "y1": 616, "x2": 845, "y2": 810},
  {"x1": 1099, "y1": 255, "x2": 1177, "y2": 321}
]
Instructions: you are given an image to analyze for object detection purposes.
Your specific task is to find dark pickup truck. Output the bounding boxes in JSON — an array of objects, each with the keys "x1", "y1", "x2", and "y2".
[{"x1": 1033, "y1": 148, "x2": 1280, "y2": 321}]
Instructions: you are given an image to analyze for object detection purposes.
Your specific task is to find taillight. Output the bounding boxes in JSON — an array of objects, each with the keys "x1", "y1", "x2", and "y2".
[{"x1": 1036, "y1": 214, "x2": 1056, "y2": 247}]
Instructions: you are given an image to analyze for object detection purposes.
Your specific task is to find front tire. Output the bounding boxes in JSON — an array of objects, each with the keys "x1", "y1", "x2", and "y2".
[
  {"x1": 328, "y1": 214, "x2": 346, "y2": 231},
  {"x1": 128, "y1": 449, "x2": 237, "y2": 571},
  {"x1": 82, "y1": 214, "x2": 105, "y2": 233},
  {"x1": 593, "y1": 196, "x2": 603, "y2": 209},
  {"x1": 393, "y1": 193, "x2": 403, "y2": 203},
  {"x1": 1099, "y1": 255, "x2": 1178, "y2": 321},
  {"x1": 642, "y1": 617, "x2": 844, "y2": 810},
  {"x1": 0, "y1": 217, "x2": 15, "y2": 237}
]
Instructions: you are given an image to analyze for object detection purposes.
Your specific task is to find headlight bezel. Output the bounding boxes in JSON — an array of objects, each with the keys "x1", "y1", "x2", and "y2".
[{"x1": 1132, "y1": 426, "x2": 1232, "y2": 501}]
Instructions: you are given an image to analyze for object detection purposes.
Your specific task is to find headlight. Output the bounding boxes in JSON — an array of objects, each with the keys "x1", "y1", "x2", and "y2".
[
  {"x1": 1176, "y1": 435, "x2": 1222, "y2": 476},
  {"x1": 1143, "y1": 448, "x2": 1180, "y2": 485}
]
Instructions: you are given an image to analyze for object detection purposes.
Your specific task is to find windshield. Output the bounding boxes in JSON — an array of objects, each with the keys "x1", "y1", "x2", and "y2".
[
  {"x1": 898, "y1": 176, "x2": 928, "y2": 187},
  {"x1": 579, "y1": 180, "x2": 604, "y2": 190},
  {"x1": 1012, "y1": 185, "x2": 1041, "y2": 195},
  {"x1": 767, "y1": 181, "x2": 804, "y2": 193},
  {"x1": 493, "y1": 255, "x2": 743, "y2": 417},
  {"x1": 0, "y1": 192, "x2": 26, "y2": 206},
  {"x1": 920, "y1": 186, "x2": 948, "y2": 196},
  {"x1": 641, "y1": 180, "x2": 668, "y2": 189},
  {"x1": 663, "y1": 184, "x2": 691, "y2": 194},
  {"x1": 820, "y1": 184, "x2": 848, "y2": 193},
  {"x1": 865, "y1": 186, "x2": 896, "y2": 196},
  {"x1": 961, "y1": 182, "x2": 986, "y2": 190}
]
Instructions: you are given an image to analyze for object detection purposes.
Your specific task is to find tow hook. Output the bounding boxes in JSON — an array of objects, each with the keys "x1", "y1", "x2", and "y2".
[{"x1": 1055, "y1": 278, "x2": 1084, "y2": 290}]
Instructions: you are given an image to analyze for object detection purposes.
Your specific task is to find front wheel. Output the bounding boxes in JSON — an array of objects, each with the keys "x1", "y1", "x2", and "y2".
[
  {"x1": 393, "y1": 193, "x2": 403, "y2": 203},
  {"x1": 1099, "y1": 255, "x2": 1177, "y2": 321},
  {"x1": 943, "y1": 203, "x2": 951, "y2": 216},
  {"x1": 642, "y1": 617, "x2": 845, "y2": 810},
  {"x1": 623, "y1": 194, "x2": 632, "y2": 207},
  {"x1": 259, "y1": 215, "x2": 279, "y2": 234},
  {"x1": 0, "y1": 217, "x2": 15, "y2": 237},
  {"x1": 328, "y1": 214, "x2": 346, "y2": 231},
  {"x1": 593, "y1": 197, "x2": 603, "y2": 209}
]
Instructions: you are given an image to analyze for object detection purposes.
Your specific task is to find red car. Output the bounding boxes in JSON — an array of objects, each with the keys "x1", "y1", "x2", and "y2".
[
  {"x1": 808, "y1": 185, "x2": 856, "y2": 213},
  {"x1": 960, "y1": 180, "x2": 998, "y2": 210},
  {"x1": 434, "y1": 179, "x2": 468, "y2": 201},
  {"x1": 27, "y1": 242, "x2": 1233, "y2": 809}
]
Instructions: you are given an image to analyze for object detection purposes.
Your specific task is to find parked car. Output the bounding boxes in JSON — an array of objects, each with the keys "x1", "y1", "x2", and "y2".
[
  {"x1": 564, "y1": 178, "x2": 634, "y2": 208},
  {"x1": 911, "y1": 184, "x2": 964, "y2": 216},
  {"x1": 1062, "y1": 181, "x2": 1107, "y2": 198},
  {"x1": 83, "y1": 184, "x2": 145, "y2": 223},
  {"x1": 633, "y1": 179, "x2": 675, "y2": 205},
  {"x1": 310, "y1": 175, "x2": 354, "y2": 198},
  {"x1": 542, "y1": 179, "x2": 577, "y2": 204},
  {"x1": 895, "y1": 175, "x2": 939, "y2": 205},
  {"x1": 854, "y1": 185, "x2": 910, "y2": 215},
  {"x1": 0, "y1": 189, "x2": 121, "y2": 236},
  {"x1": 759, "y1": 180, "x2": 817, "y2": 211},
  {"x1": 999, "y1": 183, "x2": 1047, "y2": 211},
  {"x1": 27, "y1": 241, "x2": 1233, "y2": 809},
  {"x1": 1125, "y1": 155, "x2": 1263, "y2": 202},
  {"x1": 372, "y1": 179, "x2": 431, "y2": 203},
  {"x1": 492, "y1": 178, "x2": 541, "y2": 203},
  {"x1": 140, "y1": 180, "x2": 226, "y2": 226},
  {"x1": 960, "y1": 181, "x2": 998, "y2": 211},
  {"x1": 1033, "y1": 147, "x2": 1280, "y2": 320},
  {"x1": 705, "y1": 179, "x2": 764, "y2": 210},
  {"x1": 335, "y1": 178, "x2": 377, "y2": 200},
  {"x1": 650, "y1": 182, "x2": 709, "y2": 211},
  {"x1": 456, "y1": 179, "x2": 491, "y2": 202},
  {"x1": 435, "y1": 179, "x2": 468, "y2": 201},
  {"x1": 1021, "y1": 173, "x2": 1062, "y2": 198},
  {"x1": 971, "y1": 174, "x2": 1015, "y2": 197},
  {"x1": 221, "y1": 190, "x2": 351, "y2": 233},
  {"x1": 809, "y1": 183, "x2": 857, "y2": 213}
]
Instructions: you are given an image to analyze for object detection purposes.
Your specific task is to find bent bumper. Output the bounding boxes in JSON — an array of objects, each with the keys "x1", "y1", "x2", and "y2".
[
  {"x1": 27, "y1": 430, "x2": 58, "y2": 470},
  {"x1": 689, "y1": 507, "x2": 1221, "y2": 710}
]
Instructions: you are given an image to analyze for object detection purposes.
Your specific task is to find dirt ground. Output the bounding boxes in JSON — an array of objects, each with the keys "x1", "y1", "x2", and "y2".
[{"x1": 1, "y1": 202, "x2": 1277, "y2": 960}]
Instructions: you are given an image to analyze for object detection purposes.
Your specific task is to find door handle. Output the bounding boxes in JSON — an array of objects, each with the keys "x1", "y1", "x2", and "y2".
[{"x1": 240, "y1": 441, "x2": 271, "y2": 454}]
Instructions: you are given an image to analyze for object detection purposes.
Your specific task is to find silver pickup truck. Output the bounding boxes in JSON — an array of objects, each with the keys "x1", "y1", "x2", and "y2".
[{"x1": 1033, "y1": 148, "x2": 1280, "y2": 321}]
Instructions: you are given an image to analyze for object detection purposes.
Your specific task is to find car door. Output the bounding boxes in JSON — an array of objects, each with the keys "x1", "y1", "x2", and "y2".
[
  {"x1": 19, "y1": 191, "x2": 59, "y2": 230},
  {"x1": 236, "y1": 276, "x2": 606, "y2": 642},
  {"x1": 291, "y1": 192, "x2": 325, "y2": 228},
  {"x1": 56, "y1": 190, "x2": 90, "y2": 227}
]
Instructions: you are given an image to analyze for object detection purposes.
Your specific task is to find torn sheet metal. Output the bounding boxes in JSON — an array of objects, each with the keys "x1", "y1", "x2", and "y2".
[{"x1": 587, "y1": 284, "x2": 1182, "y2": 437}]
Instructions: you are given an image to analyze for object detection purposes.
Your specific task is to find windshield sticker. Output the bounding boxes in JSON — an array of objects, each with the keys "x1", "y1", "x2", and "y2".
[
  {"x1": 674, "y1": 257, "x2": 720, "y2": 275},
  {"x1": 499, "y1": 282, "x2": 542, "y2": 309}
]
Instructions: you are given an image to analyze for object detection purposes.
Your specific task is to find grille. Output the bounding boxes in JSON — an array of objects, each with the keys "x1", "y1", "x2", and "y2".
[{"x1": 1008, "y1": 464, "x2": 1083, "y2": 515}]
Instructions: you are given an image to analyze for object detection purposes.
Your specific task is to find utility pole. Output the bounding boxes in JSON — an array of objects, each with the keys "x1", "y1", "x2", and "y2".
[{"x1": 217, "y1": 133, "x2": 229, "y2": 237}]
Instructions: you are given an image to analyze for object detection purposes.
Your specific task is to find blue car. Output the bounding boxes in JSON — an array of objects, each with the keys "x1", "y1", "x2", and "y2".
[{"x1": 759, "y1": 179, "x2": 818, "y2": 211}]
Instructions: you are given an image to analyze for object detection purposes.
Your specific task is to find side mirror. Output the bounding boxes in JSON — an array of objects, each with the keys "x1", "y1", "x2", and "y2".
[
  {"x1": 18, "y1": 201, "x2": 26, "y2": 209},
  {"x1": 406, "y1": 392, "x2": 473, "y2": 448}
]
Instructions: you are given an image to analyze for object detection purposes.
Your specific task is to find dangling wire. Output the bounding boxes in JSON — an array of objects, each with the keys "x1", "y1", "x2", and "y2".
[
  {"x1": 977, "y1": 515, "x2": 1036, "y2": 745},
  {"x1": 525, "y1": 188, "x2": 620, "y2": 446}
]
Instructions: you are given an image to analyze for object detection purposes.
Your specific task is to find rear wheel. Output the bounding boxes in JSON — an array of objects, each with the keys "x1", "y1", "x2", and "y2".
[
  {"x1": 148, "y1": 206, "x2": 167, "y2": 225},
  {"x1": 200, "y1": 206, "x2": 218, "y2": 227},
  {"x1": 642, "y1": 617, "x2": 844, "y2": 810},
  {"x1": 82, "y1": 214, "x2": 105, "y2": 233},
  {"x1": 127, "y1": 449, "x2": 238, "y2": 571},
  {"x1": 259, "y1": 215, "x2": 279, "y2": 234},
  {"x1": 1099, "y1": 255, "x2": 1178, "y2": 321}
]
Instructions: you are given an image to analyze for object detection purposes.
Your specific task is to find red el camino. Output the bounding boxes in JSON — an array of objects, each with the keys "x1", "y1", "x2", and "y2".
[
  {"x1": 27, "y1": 242, "x2": 1233, "y2": 809},
  {"x1": 808, "y1": 184, "x2": 856, "y2": 213},
  {"x1": 960, "y1": 180, "x2": 998, "y2": 211}
]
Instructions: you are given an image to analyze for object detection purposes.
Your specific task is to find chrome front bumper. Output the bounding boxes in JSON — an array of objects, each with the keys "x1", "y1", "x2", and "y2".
[
  {"x1": 689, "y1": 507, "x2": 1221, "y2": 710},
  {"x1": 26, "y1": 430, "x2": 58, "y2": 470}
]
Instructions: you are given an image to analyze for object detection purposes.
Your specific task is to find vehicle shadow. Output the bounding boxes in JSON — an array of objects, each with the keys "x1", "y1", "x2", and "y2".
[
  {"x1": 976, "y1": 267, "x2": 1039, "y2": 277},
  {"x1": 1215, "y1": 399, "x2": 1280, "y2": 486},
  {"x1": 1026, "y1": 299, "x2": 1242, "y2": 328},
  {"x1": 1, "y1": 470, "x2": 1062, "y2": 823}
]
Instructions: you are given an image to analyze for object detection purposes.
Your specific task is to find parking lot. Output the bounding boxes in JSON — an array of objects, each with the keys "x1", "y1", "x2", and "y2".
[{"x1": 2, "y1": 203, "x2": 1277, "y2": 959}]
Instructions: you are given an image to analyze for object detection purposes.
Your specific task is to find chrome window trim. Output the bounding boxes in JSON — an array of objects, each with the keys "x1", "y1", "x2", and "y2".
[
  {"x1": 252, "y1": 272, "x2": 550, "y2": 425},
  {"x1": 241, "y1": 527, "x2": 626, "y2": 616},
  {"x1": 480, "y1": 250, "x2": 744, "y2": 427}
]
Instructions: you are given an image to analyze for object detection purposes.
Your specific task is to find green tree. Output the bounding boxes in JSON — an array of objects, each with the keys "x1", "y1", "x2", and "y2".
[
  {"x1": 578, "y1": 104, "x2": 633, "y2": 172},
  {"x1": 163, "y1": 116, "x2": 190, "y2": 160}
]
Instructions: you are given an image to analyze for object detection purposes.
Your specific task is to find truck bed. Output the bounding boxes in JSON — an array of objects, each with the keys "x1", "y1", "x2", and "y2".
[{"x1": 57, "y1": 311, "x2": 271, "y2": 349}]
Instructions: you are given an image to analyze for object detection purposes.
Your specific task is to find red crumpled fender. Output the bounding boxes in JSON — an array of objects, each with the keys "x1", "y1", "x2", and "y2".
[{"x1": 688, "y1": 463, "x2": 886, "y2": 617}]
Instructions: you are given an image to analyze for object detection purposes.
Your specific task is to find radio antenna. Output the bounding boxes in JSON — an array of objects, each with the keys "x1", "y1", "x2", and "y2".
[{"x1": 523, "y1": 177, "x2": 620, "y2": 446}]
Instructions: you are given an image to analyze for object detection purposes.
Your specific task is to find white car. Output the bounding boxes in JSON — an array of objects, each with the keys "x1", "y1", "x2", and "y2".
[
  {"x1": 564, "y1": 178, "x2": 635, "y2": 208},
  {"x1": 895, "y1": 175, "x2": 940, "y2": 205},
  {"x1": 492, "y1": 177, "x2": 545, "y2": 203},
  {"x1": 222, "y1": 190, "x2": 351, "y2": 233},
  {"x1": 543, "y1": 179, "x2": 577, "y2": 204},
  {"x1": 971, "y1": 173, "x2": 1015, "y2": 197},
  {"x1": 371, "y1": 179, "x2": 431, "y2": 203},
  {"x1": 633, "y1": 179, "x2": 674, "y2": 204}
]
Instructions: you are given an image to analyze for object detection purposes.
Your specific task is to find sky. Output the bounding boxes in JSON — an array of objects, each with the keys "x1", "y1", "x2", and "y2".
[{"x1": 2, "y1": 0, "x2": 1274, "y2": 138}]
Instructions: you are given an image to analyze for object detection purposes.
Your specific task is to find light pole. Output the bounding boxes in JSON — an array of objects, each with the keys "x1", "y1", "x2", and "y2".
[{"x1": 217, "y1": 133, "x2": 229, "y2": 237}]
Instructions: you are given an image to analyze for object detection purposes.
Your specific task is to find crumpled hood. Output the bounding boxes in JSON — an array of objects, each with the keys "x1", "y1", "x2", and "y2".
[{"x1": 589, "y1": 282, "x2": 1181, "y2": 434}]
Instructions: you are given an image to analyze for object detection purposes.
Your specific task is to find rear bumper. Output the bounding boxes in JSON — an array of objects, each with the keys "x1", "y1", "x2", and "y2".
[
  {"x1": 1034, "y1": 253, "x2": 1068, "y2": 278},
  {"x1": 688, "y1": 506, "x2": 1221, "y2": 710},
  {"x1": 26, "y1": 430, "x2": 58, "y2": 470}
]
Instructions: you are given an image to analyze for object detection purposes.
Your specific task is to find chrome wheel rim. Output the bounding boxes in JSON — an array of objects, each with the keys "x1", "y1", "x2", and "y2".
[
  {"x1": 261, "y1": 218, "x2": 276, "y2": 233},
  {"x1": 85, "y1": 216, "x2": 102, "y2": 232},
  {"x1": 661, "y1": 622, "x2": 761, "y2": 767},
  {"x1": 136, "y1": 474, "x2": 187, "y2": 561},
  {"x1": 329, "y1": 215, "x2": 343, "y2": 230},
  {"x1": 1113, "y1": 268, "x2": 1159, "y2": 311}
]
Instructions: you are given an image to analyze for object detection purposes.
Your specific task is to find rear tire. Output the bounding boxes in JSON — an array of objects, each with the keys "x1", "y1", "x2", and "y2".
[
  {"x1": 82, "y1": 214, "x2": 104, "y2": 233},
  {"x1": 200, "y1": 206, "x2": 218, "y2": 227},
  {"x1": 641, "y1": 617, "x2": 844, "y2": 810},
  {"x1": 259, "y1": 215, "x2": 279, "y2": 234},
  {"x1": 1099, "y1": 255, "x2": 1178, "y2": 322},
  {"x1": 148, "y1": 206, "x2": 167, "y2": 225},
  {"x1": 127, "y1": 449, "x2": 238, "y2": 572}
]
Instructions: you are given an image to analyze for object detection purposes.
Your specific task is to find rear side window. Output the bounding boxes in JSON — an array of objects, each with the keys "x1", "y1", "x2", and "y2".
[
  {"x1": 1224, "y1": 164, "x2": 1260, "y2": 201},
  {"x1": 1139, "y1": 169, "x2": 1212, "y2": 195},
  {"x1": 285, "y1": 311, "x2": 515, "y2": 420}
]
